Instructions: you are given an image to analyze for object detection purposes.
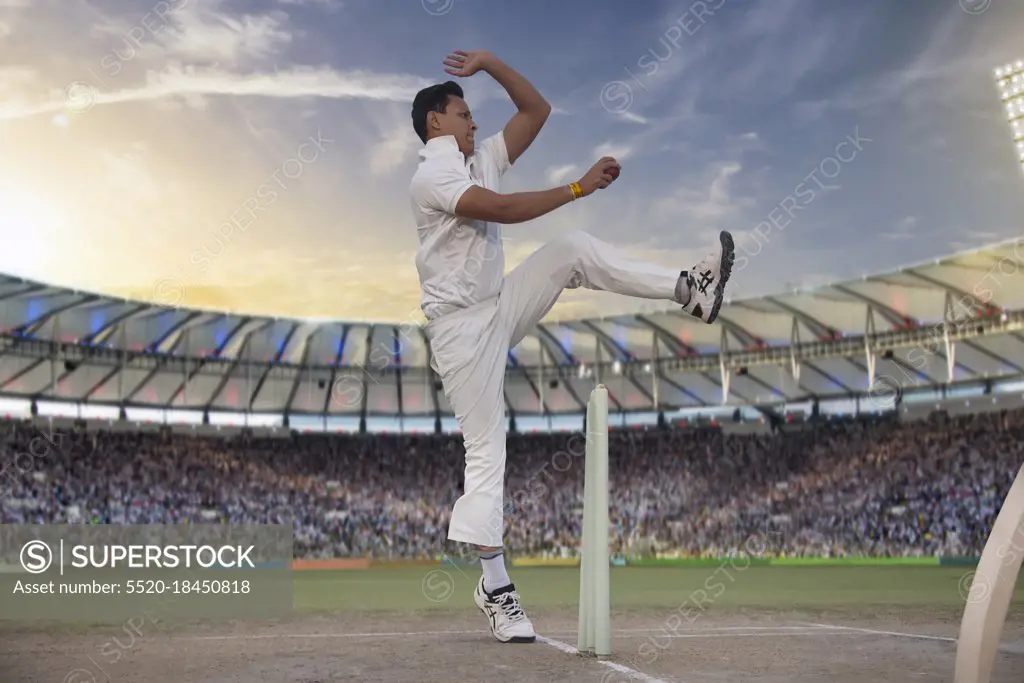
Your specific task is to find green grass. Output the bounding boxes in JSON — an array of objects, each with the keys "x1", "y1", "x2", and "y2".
[
  {"x1": 5, "y1": 565, "x2": 1020, "y2": 633},
  {"x1": 292, "y1": 565, "x2": 1024, "y2": 615}
]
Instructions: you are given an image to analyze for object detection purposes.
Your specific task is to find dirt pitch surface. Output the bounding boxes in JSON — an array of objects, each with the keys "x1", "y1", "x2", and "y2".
[{"x1": 2, "y1": 607, "x2": 1023, "y2": 683}]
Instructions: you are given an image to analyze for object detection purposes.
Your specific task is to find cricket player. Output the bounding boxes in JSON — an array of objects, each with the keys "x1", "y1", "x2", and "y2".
[{"x1": 409, "y1": 50, "x2": 734, "y2": 644}]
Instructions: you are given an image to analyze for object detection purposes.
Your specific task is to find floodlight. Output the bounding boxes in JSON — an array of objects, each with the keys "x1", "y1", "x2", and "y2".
[{"x1": 996, "y1": 60, "x2": 1024, "y2": 172}]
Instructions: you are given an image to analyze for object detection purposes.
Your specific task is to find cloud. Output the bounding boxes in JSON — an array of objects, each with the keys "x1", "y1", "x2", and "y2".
[
  {"x1": 650, "y1": 161, "x2": 747, "y2": 230},
  {"x1": 791, "y1": 5, "x2": 1018, "y2": 118},
  {"x1": 881, "y1": 215, "x2": 918, "y2": 241},
  {"x1": 607, "y1": 97, "x2": 701, "y2": 158},
  {"x1": 369, "y1": 115, "x2": 421, "y2": 176},
  {"x1": 150, "y1": 4, "x2": 294, "y2": 65},
  {"x1": 721, "y1": 3, "x2": 848, "y2": 101},
  {"x1": 278, "y1": 0, "x2": 344, "y2": 9},
  {"x1": 0, "y1": 64, "x2": 433, "y2": 121},
  {"x1": 68, "y1": 0, "x2": 295, "y2": 74},
  {"x1": 737, "y1": 131, "x2": 760, "y2": 147},
  {"x1": 618, "y1": 111, "x2": 648, "y2": 125},
  {"x1": 0, "y1": 66, "x2": 39, "y2": 114},
  {"x1": 0, "y1": 0, "x2": 423, "y2": 123},
  {"x1": 546, "y1": 164, "x2": 579, "y2": 184},
  {"x1": 948, "y1": 232, "x2": 1005, "y2": 252},
  {"x1": 4, "y1": 0, "x2": 1023, "y2": 327},
  {"x1": 593, "y1": 141, "x2": 633, "y2": 160},
  {"x1": 0, "y1": 65, "x2": 34, "y2": 95}
]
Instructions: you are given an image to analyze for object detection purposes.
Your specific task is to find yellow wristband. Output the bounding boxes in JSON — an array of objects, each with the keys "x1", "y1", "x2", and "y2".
[{"x1": 569, "y1": 182, "x2": 583, "y2": 200}]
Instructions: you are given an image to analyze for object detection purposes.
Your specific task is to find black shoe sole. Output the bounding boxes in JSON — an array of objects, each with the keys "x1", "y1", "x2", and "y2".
[{"x1": 706, "y1": 230, "x2": 735, "y2": 324}]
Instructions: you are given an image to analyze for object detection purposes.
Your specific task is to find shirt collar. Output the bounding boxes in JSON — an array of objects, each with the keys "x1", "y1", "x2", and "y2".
[{"x1": 419, "y1": 135, "x2": 474, "y2": 168}]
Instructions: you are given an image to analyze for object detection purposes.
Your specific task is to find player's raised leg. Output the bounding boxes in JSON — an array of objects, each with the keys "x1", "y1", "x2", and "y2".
[{"x1": 500, "y1": 228, "x2": 735, "y2": 349}]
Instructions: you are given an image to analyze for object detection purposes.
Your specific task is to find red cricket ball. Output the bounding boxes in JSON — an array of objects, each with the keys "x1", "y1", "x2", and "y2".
[{"x1": 608, "y1": 166, "x2": 620, "y2": 180}]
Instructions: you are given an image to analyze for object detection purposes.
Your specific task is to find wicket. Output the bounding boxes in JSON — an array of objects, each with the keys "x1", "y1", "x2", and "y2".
[
  {"x1": 953, "y1": 462, "x2": 1024, "y2": 682},
  {"x1": 578, "y1": 384, "x2": 611, "y2": 658}
]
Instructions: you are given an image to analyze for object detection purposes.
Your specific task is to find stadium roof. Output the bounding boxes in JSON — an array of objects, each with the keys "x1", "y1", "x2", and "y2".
[{"x1": 1, "y1": 238, "x2": 1024, "y2": 417}]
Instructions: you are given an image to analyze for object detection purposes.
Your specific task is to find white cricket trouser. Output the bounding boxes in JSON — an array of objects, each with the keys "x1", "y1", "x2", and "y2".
[{"x1": 425, "y1": 230, "x2": 681, "y2": 547}]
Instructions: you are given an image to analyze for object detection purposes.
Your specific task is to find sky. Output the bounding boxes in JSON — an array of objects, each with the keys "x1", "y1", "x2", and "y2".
[{"x1": 0, "y1": 0, "x2": 1022, "y2": 325}]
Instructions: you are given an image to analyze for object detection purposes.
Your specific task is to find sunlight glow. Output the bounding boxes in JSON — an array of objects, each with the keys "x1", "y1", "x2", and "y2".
[{"x1": 0, "y1": 182, "x2": 71, "y2": 275}]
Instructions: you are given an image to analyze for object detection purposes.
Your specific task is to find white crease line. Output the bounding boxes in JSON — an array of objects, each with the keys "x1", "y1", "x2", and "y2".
[
  {"x1": 806, "y1": 622, "x2": 1024, "y2": 655},
  {"x1": 177, "y1": 629, "x2": 486, "y2": 641},
  {"x1": 537, "y1": 635, "x2": 669, "y2": 683},
  {"x1": 616, "y1": 625, "x2": 832, "y2": 633},
  {"x1": 804, "y1": 622, "x2": 956, "y2": 643},
  {"x1": 611, "y1": 630, "x2": 857, "y2": 640}
]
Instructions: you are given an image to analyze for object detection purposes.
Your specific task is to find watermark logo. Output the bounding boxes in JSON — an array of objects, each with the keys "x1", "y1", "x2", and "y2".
[
  {"x1": 599, "y1": 81, "x2": 633, "y2": 115},
  {"x1": 98, "y1": 0, "x2": 190, "y2": 78},
  {"x1": 3, "y1": 524, "x2": 293, "y2": 625},
  {"x1": 64, "y1": 82, "x2": 98, "y2": 114},
  {"x1": 958, "y1": 570, "x2": 991, "y2": 604},
  {"x1": 959, "y1": 0, "x2": 991, "y2": 14},
  {"x1": 599, "y1": 0, "x2": 727, "y2": 114},
  {"x1": 422, "y1": 0, "x2": 455, "y2": 15},
  {"x1": 733, "y1": 126, "x2": 871, "y2": 275},
  {"x1": 71, "y1": 545, "x2": 255, "y2": 569},
  {"x1": 62, "y1": 669, "x2": 98, "y2": 683},
  {"x1": 182, "y1": 129, "x2": 333, "y2": 274},
  {"x1": 151, "y1": 276, "x2": 185, "y2": 310},
  {"x1": 331, "y1": 375, "x2": 364, "y2": 409},
  {"x1": 866, "y1": 374, "x2": 902, "y2": 411},
  {"x1": 421, "y1": 569, "x2": 455, "y2": 603},
  {"x1": 609, "y1": 523, "x2": 784, "y2": 678},
  {"x1": 62, "y1": 0, "x2": 190, "y2": 117},
  {"x1": 21, "y1": 541, "x2": 257, "y2": 571},
  {"x1": 20, "y1": 540, "x2": 53, "y2": 574}
]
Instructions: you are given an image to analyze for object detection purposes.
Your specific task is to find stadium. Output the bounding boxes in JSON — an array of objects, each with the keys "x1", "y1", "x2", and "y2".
[
  {"x1": 2, "y1": 237, "x2": 1024, "y2": 681},
  {"x1": 2, "y1": 2, "x2": 1024, "y2": 681}
]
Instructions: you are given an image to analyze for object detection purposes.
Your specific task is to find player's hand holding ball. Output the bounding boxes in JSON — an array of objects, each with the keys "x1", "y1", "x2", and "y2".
[{"x1": 577, "y1": 156, "x2": 621, "y2": 196}]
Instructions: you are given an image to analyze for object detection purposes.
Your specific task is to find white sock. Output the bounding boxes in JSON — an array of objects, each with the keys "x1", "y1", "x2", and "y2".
[{"x1": 480, "y1": 550, "x2": 510, "y2": 593}]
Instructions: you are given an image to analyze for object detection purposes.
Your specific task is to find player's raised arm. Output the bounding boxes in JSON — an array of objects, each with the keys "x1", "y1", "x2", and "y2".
[
  {"x1": 453, "y1": 157, "x2": 620, "y2": 224},
  {"x1": 442, "y1": 50, "x2": 551, "y2": 165}
]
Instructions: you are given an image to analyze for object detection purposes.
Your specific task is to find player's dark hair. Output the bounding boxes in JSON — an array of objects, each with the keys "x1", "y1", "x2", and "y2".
[{"x1": 411, "y1": 81, "x2": 464, "y2": 144}]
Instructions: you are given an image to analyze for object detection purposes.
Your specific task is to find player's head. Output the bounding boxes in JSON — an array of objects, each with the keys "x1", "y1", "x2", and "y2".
[{"x1": 411, "y1": 80, "x2": 477, "y2": 157}]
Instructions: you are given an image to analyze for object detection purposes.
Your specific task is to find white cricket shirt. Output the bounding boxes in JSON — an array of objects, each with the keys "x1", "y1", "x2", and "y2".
[{"x1": 409, "y1": 131, "x2": 512, "y2": 321}]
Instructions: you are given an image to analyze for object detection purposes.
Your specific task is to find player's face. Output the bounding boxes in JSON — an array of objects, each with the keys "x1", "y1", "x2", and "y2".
[{"x1": 436, "y1": 96, "x2": 477, "y2": 157}]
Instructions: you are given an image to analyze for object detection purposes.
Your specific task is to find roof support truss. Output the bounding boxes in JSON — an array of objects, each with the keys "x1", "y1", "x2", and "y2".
[
  {"x1": 281, "y1": 329, "x2": 318, "y2": 414},
  {"x1": 321, "y1": 325, "x2": 350, "y2": 415},
  {"x1": 357, "y1": 326, "x2": 374, "y2": 428},
  {"x1": 790, "y1": 317, "x2": 801, "y2": 382}
]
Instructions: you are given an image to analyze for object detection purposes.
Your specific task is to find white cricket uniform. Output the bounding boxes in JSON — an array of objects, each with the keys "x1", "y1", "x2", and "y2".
[{"x1": 410, "y1": 131, "x2": 681, "y2": 547}]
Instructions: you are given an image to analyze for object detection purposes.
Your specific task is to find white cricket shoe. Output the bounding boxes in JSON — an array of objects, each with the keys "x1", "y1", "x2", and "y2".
[
  {"x1": 676, "y1": 230, "x2": 735, "y2": 324},
  {"x1": 474, "y1": 577, "x2": 536, "y2": 643}
]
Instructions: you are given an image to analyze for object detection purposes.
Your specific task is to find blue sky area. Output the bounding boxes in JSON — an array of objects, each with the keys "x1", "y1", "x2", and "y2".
[{"x1": 0, "y1": 0, "x2": 1021, "y2": 320}]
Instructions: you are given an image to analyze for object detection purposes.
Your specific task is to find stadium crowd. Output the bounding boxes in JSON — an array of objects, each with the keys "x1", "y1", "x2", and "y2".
[{"x1": 0, "y1": 407, "x2": 1021, "y2": 560}]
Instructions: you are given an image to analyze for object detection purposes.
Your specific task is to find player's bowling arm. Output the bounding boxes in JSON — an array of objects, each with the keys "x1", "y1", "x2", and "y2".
[
  {"x1": 454, "y1": 184, "x2": 575, "y2": 224},
  {"x1": 481, "y1": 55, "x2": 551, "y2": 165}
]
